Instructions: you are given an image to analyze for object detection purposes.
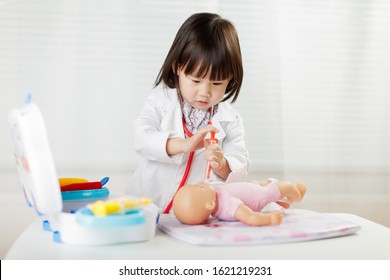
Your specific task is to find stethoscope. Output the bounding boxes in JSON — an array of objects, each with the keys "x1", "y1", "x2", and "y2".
[{"x1": 163, "y1": 118, "x2": 195, "y2": 214}]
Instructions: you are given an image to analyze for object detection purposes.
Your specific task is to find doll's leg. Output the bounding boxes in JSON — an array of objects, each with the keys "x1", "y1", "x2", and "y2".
[
  {"x1": 257, "y1": 180, "x2": 306, "y2": 208},
  {"x1": 258, "y1": 179, "x2": 292, "y2": 208}
]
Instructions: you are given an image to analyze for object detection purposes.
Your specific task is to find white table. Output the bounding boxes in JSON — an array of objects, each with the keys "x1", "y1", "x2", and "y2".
[{"x1": 5, "y1": 213, "x2": 390, "y2": 260}]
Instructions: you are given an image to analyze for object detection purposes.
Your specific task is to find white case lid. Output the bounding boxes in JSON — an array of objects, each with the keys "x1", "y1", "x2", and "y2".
[{"x1": 9, "y1": 101, "x2": 62, "y2": 215}]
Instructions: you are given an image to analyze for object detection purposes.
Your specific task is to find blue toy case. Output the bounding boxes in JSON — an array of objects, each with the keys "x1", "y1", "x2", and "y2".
[{"x1": 8, "y1": 98, "x2": 158, "y2": 245}]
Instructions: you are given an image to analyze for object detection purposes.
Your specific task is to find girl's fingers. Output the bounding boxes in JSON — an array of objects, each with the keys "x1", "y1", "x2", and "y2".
[
  {"x1": 204, "y1": 139, "x2": 219, "y2": 147},
  {"x1": 199, "y1": 125, "x2": 219, "y2": 135}
]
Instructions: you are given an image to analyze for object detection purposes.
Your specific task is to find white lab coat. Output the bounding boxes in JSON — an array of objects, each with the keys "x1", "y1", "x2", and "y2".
[{"x1": 126, "y1": 87, "x2": 250, "y2": 211}]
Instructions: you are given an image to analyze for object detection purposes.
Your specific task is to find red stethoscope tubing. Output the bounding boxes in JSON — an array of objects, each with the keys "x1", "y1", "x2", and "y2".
[{"x1": 163, "y1": 118, "x2": 195, "y2": 214}]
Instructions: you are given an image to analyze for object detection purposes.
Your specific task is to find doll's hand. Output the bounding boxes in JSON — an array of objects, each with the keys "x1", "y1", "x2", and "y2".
[
  {"x1": 235, "y1": 205, "x2": 283, "y2": 226},
  {"x1": 269, "y1": 211, "x2": 283, "y2": 225}
]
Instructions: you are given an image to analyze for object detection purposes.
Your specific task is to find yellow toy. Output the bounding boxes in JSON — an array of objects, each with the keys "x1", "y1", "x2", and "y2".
[
  {"x1": 88, "y1": 197, "x2": 152, "y2": 216},
  {"x1": 59, "y1": 177, "x2": 88, "y2": 187}
]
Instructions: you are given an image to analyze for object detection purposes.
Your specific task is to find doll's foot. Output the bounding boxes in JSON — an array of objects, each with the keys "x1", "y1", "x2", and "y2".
[
  {"x1": 277, "y1": 181, "x2": 301, "y2": 202},
  {"x1": 296, "y1": 182, "x2": 307, "y2": 201},
  {"x1": 277, "y1": 181, "x2": 307, "y2": 206},
  {"x1": 269, "y1": 211, "x2": 283, "y2": 225},
  {"x1": 275, "y1": 200, "x2": 291, "y2": 209}
]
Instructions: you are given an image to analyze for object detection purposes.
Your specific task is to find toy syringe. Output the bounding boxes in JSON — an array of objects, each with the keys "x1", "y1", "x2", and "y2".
[
  {"x1": 205, "y1": 106, "x2": 217, "y2": 180},
  {"x1": 88, "y1": 197, "x2": 152, "y2": 216}
]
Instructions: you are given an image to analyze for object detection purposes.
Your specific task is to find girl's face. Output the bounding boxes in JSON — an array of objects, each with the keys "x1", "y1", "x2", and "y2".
[{"x1": 177, "y1": 67, "x2": 230, "y2": 110}]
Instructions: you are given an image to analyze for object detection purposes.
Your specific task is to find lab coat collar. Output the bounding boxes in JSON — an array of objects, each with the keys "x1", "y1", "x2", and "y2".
[
  {"x1": 163, "y1": 86, "x2": 236, "y2": 141},
  {"x1": 210, "y1": 102, "x2": 238, "y2": 140}
]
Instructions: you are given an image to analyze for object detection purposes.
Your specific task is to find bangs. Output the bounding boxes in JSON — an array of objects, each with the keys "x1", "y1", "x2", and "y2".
[{"x1": 180, "y1": 41, "x2": 233, "y2": 81}]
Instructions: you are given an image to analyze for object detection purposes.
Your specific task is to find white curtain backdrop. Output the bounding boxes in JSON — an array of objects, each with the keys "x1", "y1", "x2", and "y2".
[{"x1": 0, "y1": 0, "x2": 389, "y2": 193}]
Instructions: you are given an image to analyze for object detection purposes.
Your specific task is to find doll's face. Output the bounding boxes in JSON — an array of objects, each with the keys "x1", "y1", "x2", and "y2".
[
  {"x1": 172, "y1": 182, "x2": 217, "y2": 225},
  {"x1": 191, "y1": 181, "x2": 215, "y2": 193}
]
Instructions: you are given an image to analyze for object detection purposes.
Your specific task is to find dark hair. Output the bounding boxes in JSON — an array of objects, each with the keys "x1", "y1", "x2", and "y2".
[{"x1": 155, "y1": 13, "x2": 243, "y2": 103}]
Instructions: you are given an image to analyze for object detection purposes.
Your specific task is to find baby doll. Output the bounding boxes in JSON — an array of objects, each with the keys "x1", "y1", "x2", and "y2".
[{"x1": 172, "y1": 179, "x2": 307, "y2": 226}]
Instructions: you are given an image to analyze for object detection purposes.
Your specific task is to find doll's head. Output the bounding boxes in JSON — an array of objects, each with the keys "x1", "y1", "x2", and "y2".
[{"x1": 172, "y1": 181, "x2": 218, "y2": 225}]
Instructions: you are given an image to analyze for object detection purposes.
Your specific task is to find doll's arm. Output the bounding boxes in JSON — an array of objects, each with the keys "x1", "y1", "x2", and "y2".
[{"x1": 234, "y1": 204, "x2": 283, "y2": 226}]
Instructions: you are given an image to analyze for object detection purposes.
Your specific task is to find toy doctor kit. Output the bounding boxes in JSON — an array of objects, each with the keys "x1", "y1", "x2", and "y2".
[
  {"x1": 59, "y1": 176, "x2": 110, "y2": 212},
  {"x1": 8, "y1": 95, "x2": 158, "y2": 245}
]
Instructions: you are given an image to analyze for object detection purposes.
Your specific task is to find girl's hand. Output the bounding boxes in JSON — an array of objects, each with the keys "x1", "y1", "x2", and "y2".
[
  {"x1": 185, "y1": 125, "x2": 219, "y2": 152},
  {"x1": 166, "y1": 125, "x2": 218, "y2": 155},
  {"x1": 204, "y1": 139, "x2": 231, "y2": 179}
]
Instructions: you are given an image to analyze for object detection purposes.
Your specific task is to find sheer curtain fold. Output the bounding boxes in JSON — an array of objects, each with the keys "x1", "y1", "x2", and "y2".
[
  {"x1": 0, "y1": 0, "x2": 388, "y2": 184},
  {"x1": 275, "y1": 0, "x2": 389, "y2": 172}
]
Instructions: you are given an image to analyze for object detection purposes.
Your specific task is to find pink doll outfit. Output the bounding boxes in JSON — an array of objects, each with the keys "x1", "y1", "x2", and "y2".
[{"x1": 213, "y1": 181, "x2": 281, "y2": 221}]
